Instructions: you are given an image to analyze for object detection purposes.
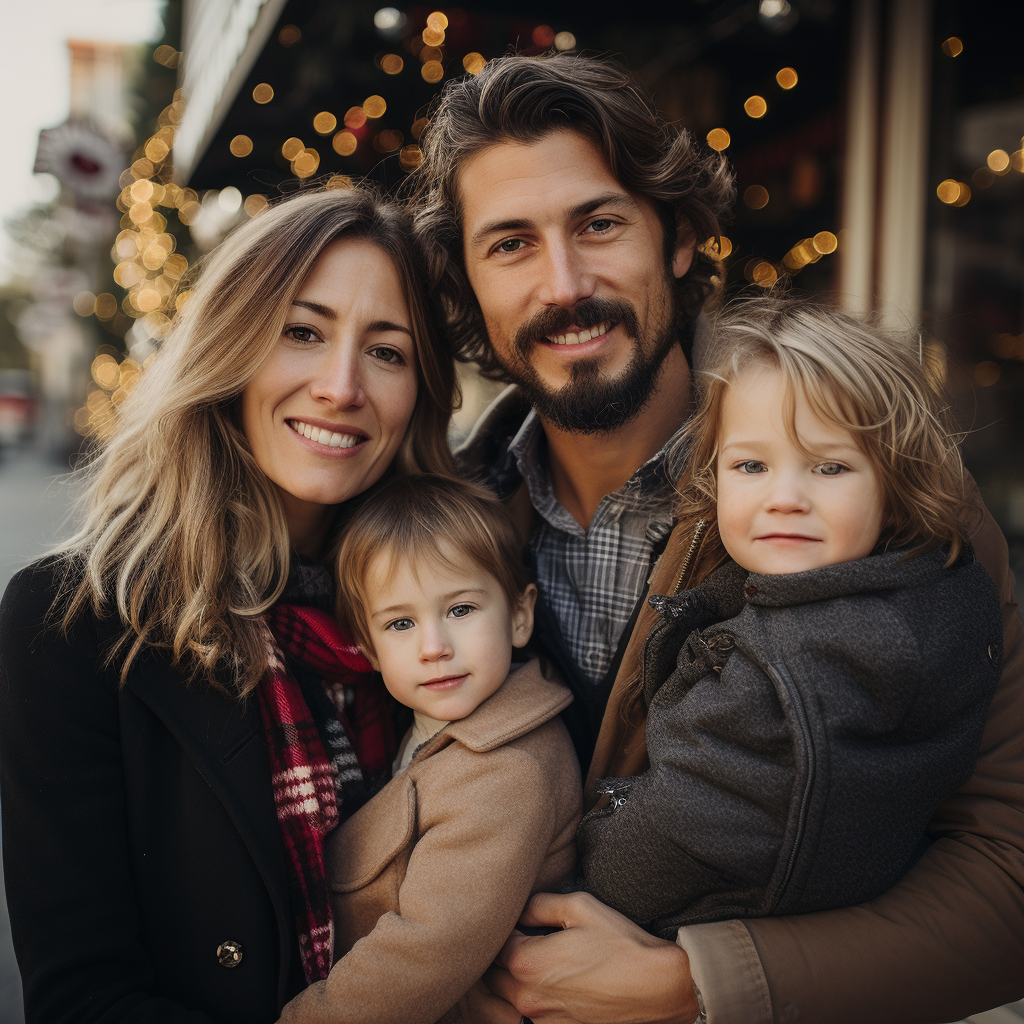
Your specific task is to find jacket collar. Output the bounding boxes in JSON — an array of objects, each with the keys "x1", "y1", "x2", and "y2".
[{"x1": 412, "y1": 659, "x2": 572, "y2": 760}]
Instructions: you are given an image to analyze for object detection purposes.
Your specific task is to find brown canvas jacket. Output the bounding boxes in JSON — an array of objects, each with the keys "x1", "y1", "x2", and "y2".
[{"x1": 277, "y1": 660, "x2": 582, "y2": 1024}]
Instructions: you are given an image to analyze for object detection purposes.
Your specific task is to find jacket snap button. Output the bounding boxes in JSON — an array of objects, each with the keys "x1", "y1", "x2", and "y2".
[
  {"x1": 216, "y1": 940, "x2": 243, "y2": 968},
  {"x1": 744, "y1": 585, "x2": 757, "y2": 597},
  {"x1": 988, "y1": 643, "x2": 1000, "y2": 665}
]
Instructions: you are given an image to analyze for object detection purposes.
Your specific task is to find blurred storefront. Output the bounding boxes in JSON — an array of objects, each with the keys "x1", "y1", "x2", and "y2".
[{"x1": 87, "y1": 0, "x2": 1024, "y2": 575}]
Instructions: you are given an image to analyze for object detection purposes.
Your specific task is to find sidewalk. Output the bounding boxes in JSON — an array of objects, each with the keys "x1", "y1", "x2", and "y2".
[{"x1": 0, "y1": 443, "x2": 84, "y2": 1024}]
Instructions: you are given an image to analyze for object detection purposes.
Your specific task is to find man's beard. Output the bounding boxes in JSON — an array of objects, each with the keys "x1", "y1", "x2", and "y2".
[{"x1": 499, "y1": 296, "x2": 680, "y2": 436}]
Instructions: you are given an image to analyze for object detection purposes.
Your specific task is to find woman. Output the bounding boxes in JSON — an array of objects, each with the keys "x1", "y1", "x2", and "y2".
[{"x1": 0, "y1": 186, "x2": 457, "y2": 1023}]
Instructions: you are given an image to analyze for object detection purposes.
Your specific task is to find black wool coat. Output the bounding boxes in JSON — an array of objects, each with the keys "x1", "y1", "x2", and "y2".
[{"x1": 0, "y1": 558, "x2": 305, "y2": 1024}]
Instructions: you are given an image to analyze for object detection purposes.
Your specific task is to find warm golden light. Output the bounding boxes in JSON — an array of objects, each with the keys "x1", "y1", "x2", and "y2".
[
  {"x1": 706, "y1": 128, "x2": 731, "y2": 151},
  {"x1": 130, "y1": 179, "x2": 154, "y2": 203},
  {"x1": 381, "y1": 53, "x2": 404, "y2": 74},
  {"x1": 145, "y1": 138, "x2": 170, "y2": 163},
  {"x1": 230, "y1": 135, "x2": 253, "y2": 157},
  {"x1": 420, "y1": 45, "x2": 442, "y2": 63},
  {"x1": 326, "y1": 175, "x2": 353, "y2": 190},
  {"x1": 313, "y1": 111, "x2": 337, "y2": 134},
  {"x1": 281, "y1": 137, "x2": 304, "y2": 160},
  {"x1": 988, "y1": 149, "x2": 1010, "y2": 172},
  {"x1": 941, "y1": 36, "x2": 963, "y2": 58},
  {"x1": 936, "y1": 178, "x2": 961, "y2": 204},
  {"x1": 776, "y1": 67, "x2": 798, "y2": 89},
  {"x1": 1010, "y1": 150, "x2": 1024, "y2": 173},
  {"x1": 363, "y1": 95, "x2": 387, "y2": 118},
  {"x1": 135, "y1": 287, "x2": 163, "y2": 313},
  {"x1": 244, "y1": 194, "x2": 268, "y2": 217},
  {"x1": 95, "y1": 293, "x2": 117, "y2": 319},
  {"x1": 744, "y1": 95, "x2": 768, "y2": 118},
  {"x1": 752, "y1": 262, "x2": 778, "y2": 288},
  {"x1": 279, "y1": 24, "x2": 301, "y2": 46},
  {"x1": 718, "y1": 236, "x2": 733, "y2": 258},
  {"x1": 163, "y1": 253, "x2": 188, "y2": 279},
  {"x1": 153, "y1": 45, "x2": 179, "y2": 68},
  {"x1": 411, "y1": 117, "x2": 429, "y2": 139},
  {"x1": 422, "y1": 26, "x2": 445, "y2": 46},
  {"x1": 344, "y1": 106, "x2": 367, "y2": 129},
  {"x1": 972, "y1": 167, "x2": 996, "y2": 188},
  {"x1": 812, "y1": 231, "x2": 838, "y2": 254},
  {"x1": 333, "y1": 131, "x2": 357, "y2": 156},
  {"x1": 373, "y1": 130, "x2": 404, "y2": 153},
  {"x1": 974, "y1": 361, "x2": 1000, "y2": 386},
  {"x1": 463, "y1": 52, "x2": 486, "y2": 75},
  {"x1": 399, "y1": 145, "x2": 423, "y2": 171},
  {"x1": 131, "y1": 158, "x2": 155, "y2": 179},
  {"x1": 554, "y1": 31, "x2": 576, "y2": 51},
  {"x1": 744, "y1": 185, "x2": 769, "y2": 209},
  {"x1": 953, "y1": 182, "x2": 971, "y2": 206},
  {"x1": 253, "y1": 83, "x2": 274, "y2": 104},
  {"x1": 421, "y1": 61, "x2": 444, "y2": 83},
  {"x1": 292, "y1": 149, "x2": 320, "y2": 177},
  {"x1": 177, "y1": 201, "x2": 202, "y2": 225},
  {"x1": 426, "y1": 11, "x2": 448, "y2": 30},
  {"x1": 92, "y1": 354, "x2": 120, "y2": 389}
]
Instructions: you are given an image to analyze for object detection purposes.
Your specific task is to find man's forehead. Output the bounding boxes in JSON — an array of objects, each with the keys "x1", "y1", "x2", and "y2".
[{"x1": 457, "y1": 130, "x2": 629, "y2": 236}]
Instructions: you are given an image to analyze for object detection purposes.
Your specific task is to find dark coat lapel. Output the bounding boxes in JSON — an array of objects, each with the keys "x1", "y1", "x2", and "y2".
[{"x1": 125, "y1": 656, "x2": 295, "y2": 1003}]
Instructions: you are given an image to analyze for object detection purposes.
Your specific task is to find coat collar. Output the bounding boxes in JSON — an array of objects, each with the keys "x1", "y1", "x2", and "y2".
[{"x1": 411, "y1": 659, "x2": 573, "y2": 760}]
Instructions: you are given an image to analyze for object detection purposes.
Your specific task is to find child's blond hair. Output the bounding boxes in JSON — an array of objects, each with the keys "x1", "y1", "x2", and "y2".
[
  {"x1": 335, "y1": 474, "x2": 533, "y2": 653},
  {"x1": 677, "y1": 296, "x2": 971, "y2": 565}
]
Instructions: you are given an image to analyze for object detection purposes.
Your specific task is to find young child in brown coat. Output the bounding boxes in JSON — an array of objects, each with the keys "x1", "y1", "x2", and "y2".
[{"x1": 279, "y1": 474, "x2": 581, "y2": 1024}]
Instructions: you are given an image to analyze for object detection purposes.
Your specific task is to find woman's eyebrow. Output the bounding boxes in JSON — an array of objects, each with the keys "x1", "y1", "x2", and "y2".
[{"x1": 292, "y1": 299, "x2": 335, "y2": 318}]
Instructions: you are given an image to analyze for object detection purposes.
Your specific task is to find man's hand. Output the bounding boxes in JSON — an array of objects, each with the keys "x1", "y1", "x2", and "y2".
[{"x1": 485, "y1": 891, "x2": 700, "y2": 1024}]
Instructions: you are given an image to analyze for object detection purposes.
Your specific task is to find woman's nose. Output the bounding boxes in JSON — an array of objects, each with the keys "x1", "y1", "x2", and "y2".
[{"x1": 310, "y1": 345, "x2": 366, "y2": 408}]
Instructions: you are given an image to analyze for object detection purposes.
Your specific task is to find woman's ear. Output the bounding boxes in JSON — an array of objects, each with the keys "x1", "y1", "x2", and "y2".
[
  {"x1": 672, "y1": 217, "x2": 697, "y2": 279},
  {"x1": 510, "y1": 583, "x2": 538, "y2": 649}
]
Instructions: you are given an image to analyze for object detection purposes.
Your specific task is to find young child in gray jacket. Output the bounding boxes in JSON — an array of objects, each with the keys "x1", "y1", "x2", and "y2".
[{"x1": 579, "y1": 297, "x2": 1003, "y2": 936}]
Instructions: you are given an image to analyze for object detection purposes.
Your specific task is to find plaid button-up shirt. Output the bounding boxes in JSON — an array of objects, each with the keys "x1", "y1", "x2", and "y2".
[{"x1": 510, "y1": 410, "x2": 687, "y2": 687}]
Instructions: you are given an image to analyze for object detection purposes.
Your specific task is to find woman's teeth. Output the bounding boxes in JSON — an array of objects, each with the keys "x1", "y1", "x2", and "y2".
[
  {"x1": 290, "y1": 420, "x2": 362, "y2": 448},
  {"x1": 548, "y1": 321, "x2": 611, "y2": 346}
]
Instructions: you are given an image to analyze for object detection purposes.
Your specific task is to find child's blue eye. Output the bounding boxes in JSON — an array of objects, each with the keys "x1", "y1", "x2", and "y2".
[
  {"x1": 738, "y1": 460, "x2": 766, "y2": 474},
  {"x1": 815, "y1": 462, "x2": 848, "y2": 476},
  {"x1": 449, "y1": 604, "x2": 473, "y2": 618},
  {"x1": 387, "y1": 618, "x2": 415, "y2": 632}
]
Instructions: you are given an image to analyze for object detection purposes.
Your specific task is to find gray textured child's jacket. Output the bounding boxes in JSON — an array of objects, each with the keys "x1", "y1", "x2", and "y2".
[{"x1": 578, "y1": 547, "x2": 1003, "y2": 938}]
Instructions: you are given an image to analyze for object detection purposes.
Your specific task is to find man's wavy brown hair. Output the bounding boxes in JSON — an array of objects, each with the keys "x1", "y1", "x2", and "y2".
[{"x1": 408, "y1": 52, "x2": 736, "y2": 379}]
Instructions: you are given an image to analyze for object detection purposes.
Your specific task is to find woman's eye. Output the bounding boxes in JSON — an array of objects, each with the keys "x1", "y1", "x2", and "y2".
[
  {"x1": 369, "y1": 345, "x2": 405, "y2": 365},
  {"x1": 284, "y1": 325, "x2": 319, "y2": 344},
  {"x1": 737, "y1": 460, "x2": 766, "y2": 474},
  {"x1": 816, "y1": 462, "x2": 848, "y2": 476},
  {"x1": 387, "y1": 618, "x2": 415, "y2": 632},
  {"x1": 449, "y1": 604, "x2": 474, "y2": 618}
]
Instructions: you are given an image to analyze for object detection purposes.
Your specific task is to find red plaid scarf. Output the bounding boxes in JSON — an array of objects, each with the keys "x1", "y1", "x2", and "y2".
[{"x1": 258, "y1": 603, "x2": 390, "y2": 983}]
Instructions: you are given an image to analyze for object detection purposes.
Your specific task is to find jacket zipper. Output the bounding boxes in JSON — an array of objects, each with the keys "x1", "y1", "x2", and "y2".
[
  {"x1": 639, "y1": 519, "x2": 709, "y2": 701},
  {"x1": 762, "y1": 661, "x2": 816, "y2": 913}
]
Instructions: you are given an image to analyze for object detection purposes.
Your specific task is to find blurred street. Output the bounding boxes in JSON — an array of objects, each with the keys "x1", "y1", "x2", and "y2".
[{"x1": 0, "y1": 442, "x2": 84, "y2": 1024}]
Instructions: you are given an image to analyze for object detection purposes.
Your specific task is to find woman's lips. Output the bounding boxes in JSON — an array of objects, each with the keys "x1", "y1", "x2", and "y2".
[
  {"x1": 287, "y1": 419, "x2": 366, "y2": 450},
  {"x1": 420, "y1": 674, "x2": 468, "y2": 691}
]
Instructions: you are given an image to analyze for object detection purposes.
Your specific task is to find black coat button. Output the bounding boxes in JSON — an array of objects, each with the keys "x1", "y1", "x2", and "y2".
[{"x1": 216, "y1": 940, "x2": 243, "y2": 968}]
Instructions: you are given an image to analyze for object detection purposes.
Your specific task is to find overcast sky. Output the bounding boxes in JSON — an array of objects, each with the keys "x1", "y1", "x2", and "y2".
[{"x1": 0, "y1": 0, "x2": 164, "y2": 283}]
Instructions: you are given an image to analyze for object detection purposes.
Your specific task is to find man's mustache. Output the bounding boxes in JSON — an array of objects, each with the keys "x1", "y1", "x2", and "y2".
[{"x1": 513, "y1": 298, "x2": 641, "y2": 358}]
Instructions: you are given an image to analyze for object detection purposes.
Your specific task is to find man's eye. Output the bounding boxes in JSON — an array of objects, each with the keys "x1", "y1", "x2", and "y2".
[
  {"x1": 449, "y1": 604, "x2": 474, "y2": 618},
  {"x1": 586, "y1": 218, "x2": 615, "y2": 233},
  {"x1": 737, "y1": 460, "x2": 766, "y2": 474},
  {"x1": 387, "y1": 618, "x2": 415, "y2": 632},
  {"x1": 496, "y1": 238, "x2": 525, "y2": 254}
]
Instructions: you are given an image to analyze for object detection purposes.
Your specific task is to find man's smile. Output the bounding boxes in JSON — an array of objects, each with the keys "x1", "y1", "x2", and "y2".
[{"x1": 545, "y1": 321, "x2": 614, "y2": 346}]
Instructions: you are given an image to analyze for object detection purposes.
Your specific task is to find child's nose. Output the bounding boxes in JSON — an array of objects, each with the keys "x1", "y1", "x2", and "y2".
[
  {"x1": 766, "y1": 472, "x2": 811, "y2": 513},
  {"x1": 419, "y1": 623, "x2": 453, "y2": 662}
]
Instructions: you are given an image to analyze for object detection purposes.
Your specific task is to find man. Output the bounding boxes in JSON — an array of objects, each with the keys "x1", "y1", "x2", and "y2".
[{"x1": 410, "y1": 53, "x2": 1024, "y2": 1024}]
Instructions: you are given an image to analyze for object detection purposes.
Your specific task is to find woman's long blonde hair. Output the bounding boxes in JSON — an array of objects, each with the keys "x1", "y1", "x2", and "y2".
[
  {"x1": 60, "y1": 186, "x2": 457, "y2": 696},
  {"x1": 676, "y1": 296, "x2": 971, "y2": 566}
]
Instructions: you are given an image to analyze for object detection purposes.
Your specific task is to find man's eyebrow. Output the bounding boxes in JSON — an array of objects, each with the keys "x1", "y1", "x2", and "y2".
[{"x1": 468, "y1": 191, "x2": 640, "y2": 248}]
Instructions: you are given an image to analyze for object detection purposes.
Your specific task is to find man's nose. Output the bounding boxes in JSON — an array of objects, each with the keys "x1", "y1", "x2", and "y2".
[
  {"x1": 536, "y1": 239, "x2": 595, "y2": 309},
  {"x1": 309, "y1": 344, "x2": 366, "y2": 409}
]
